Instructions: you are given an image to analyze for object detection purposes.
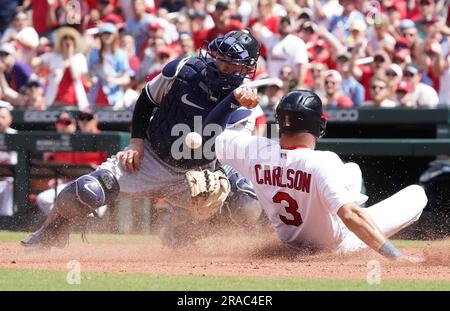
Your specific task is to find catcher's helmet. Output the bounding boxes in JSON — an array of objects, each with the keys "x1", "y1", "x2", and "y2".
[
  {"x1": 276, "y1": 89, "x2": 327, "y2": 138},
  {"x1": 200, "y1": 29, "x2": 260, "y2": 97}
]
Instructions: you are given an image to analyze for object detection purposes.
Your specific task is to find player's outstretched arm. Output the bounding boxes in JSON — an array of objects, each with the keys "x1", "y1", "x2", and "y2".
[
  {"x1": 203, "y1": 86, "x2": 260, "y2": 129},
  {"x1": 337, "y1": 203, "x2": 404, "y2": 260}
]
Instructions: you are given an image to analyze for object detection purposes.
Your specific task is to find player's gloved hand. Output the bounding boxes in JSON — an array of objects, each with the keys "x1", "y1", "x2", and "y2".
[
  {"x1": 117, "y1": 138, "x2": 144, "y2": 172},
  {"x1": 233, "y1": 86, "x2": 259, "y2": 109}
]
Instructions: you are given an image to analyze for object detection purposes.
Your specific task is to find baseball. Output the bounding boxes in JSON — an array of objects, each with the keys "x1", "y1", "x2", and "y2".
[{"x1": 185, "y1": 132, "x2": 202, "y2": 149}]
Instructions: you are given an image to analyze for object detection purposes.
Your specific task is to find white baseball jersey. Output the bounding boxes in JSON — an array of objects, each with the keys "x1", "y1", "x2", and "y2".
[{"x1": 216, "y1": 129, "x2": 368, "y2": 251}]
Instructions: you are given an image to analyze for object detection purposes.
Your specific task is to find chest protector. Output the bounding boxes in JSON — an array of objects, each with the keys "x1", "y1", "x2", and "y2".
[{"x1": 147, "y1": 58, "x2": 222, "y2": 170}]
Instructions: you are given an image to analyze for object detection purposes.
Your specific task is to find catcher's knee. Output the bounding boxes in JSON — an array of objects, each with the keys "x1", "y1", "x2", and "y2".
[{"x1": 54, "y1": 169, "x2": 120, "y2": 219}]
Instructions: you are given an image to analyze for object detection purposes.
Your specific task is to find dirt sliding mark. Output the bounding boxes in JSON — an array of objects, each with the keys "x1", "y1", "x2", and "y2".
[{"x1": 0, "y1": 235, "x2": 449, "y2": 281}]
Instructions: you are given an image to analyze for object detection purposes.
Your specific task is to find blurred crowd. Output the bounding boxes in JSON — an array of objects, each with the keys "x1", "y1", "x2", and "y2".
[
  {"x1": 0, "y1": 0, "x2": 448, "y2": 217},
  {"x1": 0, "y1": 0, "x2": 447, "y2": 115}
]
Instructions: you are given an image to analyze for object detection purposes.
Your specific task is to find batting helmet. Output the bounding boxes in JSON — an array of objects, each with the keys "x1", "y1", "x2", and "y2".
[
  {"x1": 200, "y1": 29, "x2": 260, "y2": 96},
  {"x1": 276, "y1": 89, "x2": 327, "y2": 138}
]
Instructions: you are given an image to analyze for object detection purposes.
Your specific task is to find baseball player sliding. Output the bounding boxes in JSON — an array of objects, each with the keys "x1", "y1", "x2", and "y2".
[
  {"x1": 211, "y1": 89, "x2": 427, "y2": 260},
  {"x1": 21, "y1": 30, "x2": 263, "y2": 249}
]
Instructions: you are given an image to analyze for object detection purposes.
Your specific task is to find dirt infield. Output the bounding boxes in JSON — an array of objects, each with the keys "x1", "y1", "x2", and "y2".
[{"x1": 1, "y1": 233, "x2": 449, "y2": 281}]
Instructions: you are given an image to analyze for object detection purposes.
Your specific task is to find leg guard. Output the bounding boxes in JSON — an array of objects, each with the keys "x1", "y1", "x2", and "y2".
[
  {"x1": 220, "y1": 165, "x2": 262, "y2": 226},
  {"x1": 21, "y1": 169, "x2": 120, "y2": 248}
]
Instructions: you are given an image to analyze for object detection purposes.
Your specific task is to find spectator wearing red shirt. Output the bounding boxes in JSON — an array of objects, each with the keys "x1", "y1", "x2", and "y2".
[
  {"x1": 299, "y1": 21, "x2": 332, "y2": 66},
  {"x1": 353, "y1": 50, "x2": 391, "y2": 100},
  {"x1": 394, "y1": 80, "x2": 414, "y2": 106},
  {"x1": 32, "y1": 0, "x2": 60, "y2": 36},
  {"x1": 87, "y1": 0, "x2": 124, "y2": 29},
  {"x1": 382, "y1": 0, "x2": 408, "y2": 19},
  {"x1": 247, "y1": 0, "x2": 280, "y2": 58},
  {"x1": 195, "y1": 1, "x2": 244, "y2": 46},
  {"x1": 323, "y1": 70, "x2": 353, "y2": 108},
  {"x1": 31, "y1": 27, "x2": 89, "y2": 110}
]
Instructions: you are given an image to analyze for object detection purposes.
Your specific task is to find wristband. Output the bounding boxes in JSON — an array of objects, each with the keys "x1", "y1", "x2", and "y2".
[{"x1": 378, "y1": 241, "x2": 403, "y2": 259}]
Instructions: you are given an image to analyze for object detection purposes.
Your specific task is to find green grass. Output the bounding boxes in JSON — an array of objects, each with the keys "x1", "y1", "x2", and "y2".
[
  {"x1": 0, "y1": 231, "x2": 159, "y2": 244},
  {"x1": 1, "y1": 232, "x2": 448, "y2": 291},
  {"x1": 0, "y1": 269, "x2": 449, "y2": 291}
]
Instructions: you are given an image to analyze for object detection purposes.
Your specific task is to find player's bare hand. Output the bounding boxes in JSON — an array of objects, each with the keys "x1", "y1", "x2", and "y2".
[
  {"x1": 117, "y1": 138, "x2": 144, "y2": 172},
  {"x1": 233, "y1": 86, "x2": 259, "y2": 109}
]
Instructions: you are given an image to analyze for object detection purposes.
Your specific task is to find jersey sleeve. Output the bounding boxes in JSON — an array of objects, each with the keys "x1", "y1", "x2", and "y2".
[
  {"x1": 216, "y1": 128, "x2": 258, "y2": 178},
  {"x1": 315, "y1": 152, "x2": 359, "y2": 215},
  {"x1": 143, "y1": 73, "x2": 174, "y2": 106},
  {"x1": 143, "y1": 57, "x2": 190, "y2": 105}
]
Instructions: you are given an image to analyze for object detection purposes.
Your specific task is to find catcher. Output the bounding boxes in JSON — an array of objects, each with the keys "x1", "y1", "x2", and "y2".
[{"x1": 21, "y1": 30, "x2": 262, "y2": 249}]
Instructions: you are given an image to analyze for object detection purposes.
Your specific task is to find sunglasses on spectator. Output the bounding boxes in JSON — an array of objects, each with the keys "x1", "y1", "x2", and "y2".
[
  {"x1": 386, "y1": 70, "x2": 398, "y2": 77},
  {"x1": 303, "y1": 26, "x2": 314, "y2": 34},
  {"x1": 0, "y1": 52, "x2": 10, "y2": 57},
  {"x1": 403, "y1": 71, "x2": 416, "y2": 77},
  {"x1": 371, "y1": 84, "x2": 386, "y2": 90},
  {"x1": 337, "y1": 57, "x2": 349, "y2": 63},
  {"x1": 374, "y1": 56, "x2": 385, "y2": 63},
  {"x1": 299, "y1": 13, "x2": 311, "y2": 20},
  {"x1": 420, "y1": 0, "x2": 432, "y2": 6},
  {"x1": 403, "y1": 31, "x2": 417, "y2": 38},
  {"x1": 56, "y1": 118, "x2": 74, "y2": 126},
  {"x1": 78, "y1": 113, "x2": 94, "y2": 121},
  {"x1": 396, "y1": 90, "x2": 408, "y2": 95},
  {"x1": 393, "y1": 57, "x2": 405, "y2": 63},
  {"x1": 100, "y1": 31, "x2": 113, "y2": 36}
]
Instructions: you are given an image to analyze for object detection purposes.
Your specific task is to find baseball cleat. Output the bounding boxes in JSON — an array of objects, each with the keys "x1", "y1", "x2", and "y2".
[{"x1": 20, "y1": 216, "x2": 70, "y2": 249}]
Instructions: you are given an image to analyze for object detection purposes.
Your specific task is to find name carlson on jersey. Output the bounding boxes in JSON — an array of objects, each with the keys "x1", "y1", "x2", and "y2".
[{"x1": 254, "y1": 164, "x2": 311, "y2": 193}]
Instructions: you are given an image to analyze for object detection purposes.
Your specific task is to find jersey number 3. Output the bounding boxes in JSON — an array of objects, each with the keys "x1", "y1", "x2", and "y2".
[{"x1": 272, "y1": 191, "x2": 303, "y2": 226}]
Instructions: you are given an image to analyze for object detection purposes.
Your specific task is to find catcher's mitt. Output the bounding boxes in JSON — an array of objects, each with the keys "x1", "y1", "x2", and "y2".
[{"x1": 185, "y1": 169, "x2": 231, "y2": 220}]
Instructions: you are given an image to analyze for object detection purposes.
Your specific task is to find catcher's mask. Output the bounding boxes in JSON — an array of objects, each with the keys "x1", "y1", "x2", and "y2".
[
  {"x1": 276, "y1": 89, "x2": 328, "y2": 138},
  {"x1": 199, "y1": 29, "x2": 260, "y2": 98}
]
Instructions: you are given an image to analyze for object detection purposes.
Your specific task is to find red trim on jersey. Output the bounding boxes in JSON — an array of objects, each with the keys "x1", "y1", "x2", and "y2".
[{"x1": 282, "y1": 145, "x2": 310, "y2": 150}]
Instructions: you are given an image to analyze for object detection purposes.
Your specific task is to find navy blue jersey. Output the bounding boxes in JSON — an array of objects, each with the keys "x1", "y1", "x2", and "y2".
[{"x1": 143, "y1": 57, "x2": 236, "y2": 169}]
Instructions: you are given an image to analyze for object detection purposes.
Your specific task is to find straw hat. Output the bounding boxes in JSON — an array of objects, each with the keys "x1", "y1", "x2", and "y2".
[{"x1": 54, "y1": 26, "x2": 84, "y2": 54}]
